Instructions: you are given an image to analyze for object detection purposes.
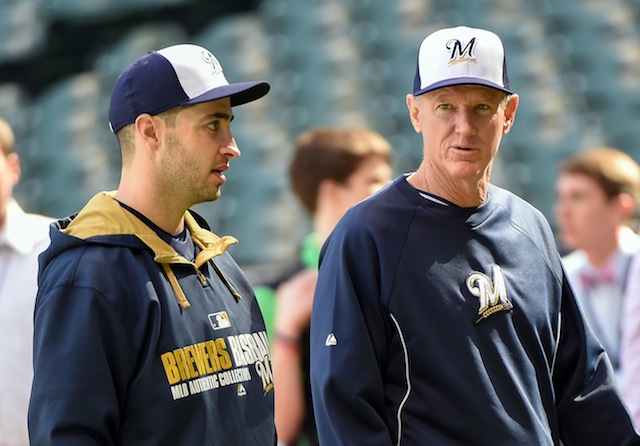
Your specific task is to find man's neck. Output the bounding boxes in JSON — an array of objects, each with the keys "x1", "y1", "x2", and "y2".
[
  {"x1": 407, "y1": 170, "x2": 488, "y2": 208},
  {"x1": 114, "y1": 190, "x2": 185, "y2": 235},
  {"x1": 585, "y1": 229, "x2": 625, "y2": 268}
]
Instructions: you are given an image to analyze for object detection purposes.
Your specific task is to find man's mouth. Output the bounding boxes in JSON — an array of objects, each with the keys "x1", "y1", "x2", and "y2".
[{"x1": 212, "y1": 165, "x2": 228, "y2": 183}]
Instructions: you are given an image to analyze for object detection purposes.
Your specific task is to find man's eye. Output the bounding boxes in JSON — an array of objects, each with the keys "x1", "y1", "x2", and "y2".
[
  {"x1": 437, "y1": 103, "x2": 451, "y2": 110},
  {"x1": 207, "y1": 121, "x2": 219, "y2": 130}
]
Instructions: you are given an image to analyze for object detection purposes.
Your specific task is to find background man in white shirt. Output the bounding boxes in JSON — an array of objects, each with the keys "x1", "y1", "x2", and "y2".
[
  {"x1": 555, "y1": 146, "x2": 640, "y2": 385},
  {"x1": 0, "y1": 116, "x2": 53, "y2": 446}
]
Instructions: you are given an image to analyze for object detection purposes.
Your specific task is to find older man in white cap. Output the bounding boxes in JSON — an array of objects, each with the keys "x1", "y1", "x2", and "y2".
[
  {"x1": 309, "y1": 26, "x2": 640, "y2": 445},
  {"x1": 29, "y1": 44, "x2": 275, "y2": 445}
]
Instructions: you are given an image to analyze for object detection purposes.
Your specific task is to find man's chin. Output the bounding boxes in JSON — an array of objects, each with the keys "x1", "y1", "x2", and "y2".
[
  {"x1": 193, "y1": 189, "x2": 222, "y2": 206},
  {"x1": 209, "y1": 189, "x2": 222, "y2": 202}
]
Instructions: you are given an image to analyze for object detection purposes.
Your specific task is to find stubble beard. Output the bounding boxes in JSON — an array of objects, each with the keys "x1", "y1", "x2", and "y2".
[{"x1": 162, "y1": 133, "x2": 223, "y2": 208}]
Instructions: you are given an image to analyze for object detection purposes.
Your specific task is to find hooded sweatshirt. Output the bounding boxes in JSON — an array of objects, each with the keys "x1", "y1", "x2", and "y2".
[{"x1": 29, "y1": 192, "x2": 275, "y2": 446}]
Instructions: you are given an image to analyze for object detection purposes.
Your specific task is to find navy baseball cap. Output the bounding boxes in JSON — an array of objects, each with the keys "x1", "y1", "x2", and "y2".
[
  {"x1": 108, "y1": 44, "x2": 270, "y2": 133},
  {"x1": 413, "y1": 26, "x2": 512, "y2": 96}
]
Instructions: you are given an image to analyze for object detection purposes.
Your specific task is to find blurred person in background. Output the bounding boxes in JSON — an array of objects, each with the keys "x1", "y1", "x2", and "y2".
[
  {"x1": 554, "y1": 146, "x2": 640, "y2": 385},
  {"x1": 254, "y1": 127, "x2": 392, "y2": 446},
  {"x1": 621, "y1": 220, "x2": 640, "y2": 429},
  {"x1": 0, "y1": 116, "x2": 53, "y2": 446}
]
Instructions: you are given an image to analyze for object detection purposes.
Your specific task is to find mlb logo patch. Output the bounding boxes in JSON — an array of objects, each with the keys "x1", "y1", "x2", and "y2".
[{"x1": 209, "y1": 311, "x2": 231, "y2": 330}]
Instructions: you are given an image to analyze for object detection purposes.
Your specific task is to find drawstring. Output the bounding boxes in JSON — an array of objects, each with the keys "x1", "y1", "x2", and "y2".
[
  {"x1": 162, "y1": 263, "x2": 191, "y2": 309},
  {"x1": 162, "y1": 261, "x2": 242, "y2": 309},
  {"x1": 211, "y1": 260, "x2": 242, "y2": 302}
]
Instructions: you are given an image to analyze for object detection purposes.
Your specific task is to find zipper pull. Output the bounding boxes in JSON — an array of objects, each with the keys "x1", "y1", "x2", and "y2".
[{"x1": 196, "y1": 268, "x2": 207, "y2": 285}]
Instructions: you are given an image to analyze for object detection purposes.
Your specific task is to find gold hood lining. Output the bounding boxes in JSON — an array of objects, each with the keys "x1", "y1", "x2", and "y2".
[{"x1": 63, "y1": 192, "x2": 240, "y2": 308}]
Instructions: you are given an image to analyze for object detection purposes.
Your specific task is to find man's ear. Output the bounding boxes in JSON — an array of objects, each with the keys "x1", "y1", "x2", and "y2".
[
  {"x1": 6, "y1": 152, "x2": 21, "y2": 185},
  {"x1": 317, "y1": 178, "x2": 338, "y2": 204},
  {"x1": 503, "y1": 94, "x2": 519, "y2": 135},
  {"x1": 616, "y1": 192, "x2": 636, "y2": 221},
  {"x1": 406, "y1": 94, "x2": 422, "y2": 133},
  {"x1": 135, "y1": 114, "x2": 163, "y2": 151}
]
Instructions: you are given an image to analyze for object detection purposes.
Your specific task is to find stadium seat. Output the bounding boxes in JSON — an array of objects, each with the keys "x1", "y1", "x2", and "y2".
[{"x1": 0, "y1": 1, "x2": 48, "y2": 63}]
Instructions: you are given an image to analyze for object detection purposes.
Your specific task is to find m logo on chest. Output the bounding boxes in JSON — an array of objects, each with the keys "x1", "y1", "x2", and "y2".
[{"x1": 466, "y1": 264, "x2": 513, "y2": 324}]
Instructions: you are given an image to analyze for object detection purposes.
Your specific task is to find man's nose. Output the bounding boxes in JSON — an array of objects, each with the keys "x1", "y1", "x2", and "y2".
[
  {"x1": 455, "y1": 109, "x2": 476, "y2": 135},
  {"x1": 221, "y1": 136, "x2": 241, "y2": 159}
]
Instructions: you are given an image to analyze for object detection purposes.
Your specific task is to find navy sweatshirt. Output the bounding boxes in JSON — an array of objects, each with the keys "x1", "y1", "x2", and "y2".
[
  {"x1": 310, "y1": 175, "x2": 640, "y2": 445},
  {"x1": 29, "y1": 192, "x2": 275, "y2": 445}
]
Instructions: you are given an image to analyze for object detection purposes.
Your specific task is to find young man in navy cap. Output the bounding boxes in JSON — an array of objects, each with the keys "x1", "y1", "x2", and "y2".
[
  {"x1": 29, "y1": 44, "x2": 275, "y2": 445},
  {"x1": 309, "y1": 26, "x2": 640, "y2": 445}
]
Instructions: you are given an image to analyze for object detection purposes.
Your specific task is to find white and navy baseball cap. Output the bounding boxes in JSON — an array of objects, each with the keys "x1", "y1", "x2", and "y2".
[
  {"x1": 413, "y1": 26, "x2": 512, "y2": 96},
  {"x1": 108, "y1": 44, "x2": 270, "y2": 133}
]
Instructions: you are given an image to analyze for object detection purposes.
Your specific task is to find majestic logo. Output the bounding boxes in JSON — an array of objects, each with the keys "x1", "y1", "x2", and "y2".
[
  {"x1": 325, "y1": 333, "x2": 337, "y2": 346},
  {"x1": 209, "y1": 311, "x2": 231, "y2": 330},
  {"x1": 446, "y1": 37, "x2": 478, "y2": 66},
  {"x1": 466, "y1": 265, "x2": 513, "y2": 324},
  {"x1": 201, "y1": 50, "x2": 223, "y2": 77}
]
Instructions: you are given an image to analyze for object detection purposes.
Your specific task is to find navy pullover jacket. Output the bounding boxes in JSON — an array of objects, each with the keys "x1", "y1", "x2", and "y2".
[{"x1": 29, "y1": 192, "x2": 275, "y2": 445}]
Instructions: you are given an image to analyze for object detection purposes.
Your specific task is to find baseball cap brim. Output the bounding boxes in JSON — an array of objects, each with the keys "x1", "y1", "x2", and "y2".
[
  {"x1": 414, "y1": 76, "x2": 513, "y2": 97},
  {"x1": 185, "y1": 81, "x2": 270, "y2": 108}
]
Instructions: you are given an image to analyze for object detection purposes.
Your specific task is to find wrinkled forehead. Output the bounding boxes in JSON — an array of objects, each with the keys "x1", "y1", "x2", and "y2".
[{"x1": 424, "y1": 84, "x2": 508, "y2": 102}]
